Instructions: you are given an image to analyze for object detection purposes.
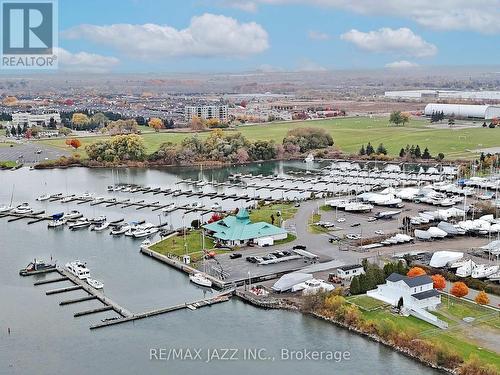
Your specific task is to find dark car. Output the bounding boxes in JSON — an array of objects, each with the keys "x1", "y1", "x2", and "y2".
[
  {"x1": 282, "y1": 250, "x2": 291, "y2": 256},
  {"x1": 350, "y1": 222, "x2": 361, "y2": 227},
  {"x1": 246, "y1": 256, "x2": 257, "y2": 263},
  {"x1": 230, "y1": 253, "x2": 242, "y2": 259},
  {"x1": 293, "y1": 245, "x2": 307, "y2": 250}
]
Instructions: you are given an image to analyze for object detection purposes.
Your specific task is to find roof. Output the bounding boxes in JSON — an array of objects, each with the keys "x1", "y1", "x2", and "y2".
[
  {"x1": 338, "y1": 264, "x2": 363, "y2": 271},
  {"x1": 413, "y1": 289, "x2": 440, "y2": 300},
  {"x1": 203, "y1": 208, "x2": 287, "y2": 241},
  {"x1": 424, "y1": 103, "x2": 500, "y2": 119},
  {"x1": 386, "y1": 273, "x2": 433, "y2": 288}
]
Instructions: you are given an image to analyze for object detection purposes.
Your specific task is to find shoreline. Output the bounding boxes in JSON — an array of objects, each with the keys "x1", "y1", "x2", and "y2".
[{"x1": 235, "y1": 290, "x2": 456, "y2": 374}]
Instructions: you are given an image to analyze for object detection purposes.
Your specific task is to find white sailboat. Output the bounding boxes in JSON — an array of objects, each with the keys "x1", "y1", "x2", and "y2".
[{"x1": 189, "y1": 273, "x2": 212, "y2": 287}]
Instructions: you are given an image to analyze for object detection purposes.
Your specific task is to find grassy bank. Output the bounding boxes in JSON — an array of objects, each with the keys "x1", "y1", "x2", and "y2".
[
  {"x1": 249, "y1": 203, "x2": 297, "y2": 224},
  {"x1": 0, "y1": 160, "x2": 18, "y2": 169},
  {"x1": 150, "y1": 230, "x2": 216, "y2": 262},
  {"x1": 35, "y1": 116, "x2": 500, "y2": 159}
]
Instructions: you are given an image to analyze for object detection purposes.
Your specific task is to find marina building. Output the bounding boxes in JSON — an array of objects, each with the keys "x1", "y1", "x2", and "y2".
[
  {"x1": 202, "y1": 208, "x2": 287, "y2": 247},
  {"x1": 385, "y1": 90, "x2": 500, "y2": 101},
  {"x1": 336, "y1": 264, "x2": 364, "y2": 280},
  {"x1": 184, "y1": 105, "x2": 228, "y2": 122}
]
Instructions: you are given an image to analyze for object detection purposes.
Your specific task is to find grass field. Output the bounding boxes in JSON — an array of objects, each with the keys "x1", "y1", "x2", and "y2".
[
  {"x1": 150, "y1": 230, "x2": 216, "y2": 262},
  {"x1": 0, "y1": 160, "x2": 17, "y2": 168},
  {"x1": 248, "y1": 203, "x2": 297, "y2": 224},
  {"x1": 346, "y1": 295, "x2": 388, "y2": 311},
  {"x1": 357, "y1": 295, "x2": 500, "y2": 368},
  {"x1": 36, "y1": 116, "x2": 500, "y2": 160}
]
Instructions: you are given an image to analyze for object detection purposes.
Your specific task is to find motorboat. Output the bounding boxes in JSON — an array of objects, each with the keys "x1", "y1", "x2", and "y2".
[
  {"x1": 11, "y1": 203, "x2": 32, "y2": 214},
  {"x1": 211, "y1": 202, "x2": 222, "y2": 211},
  {"x1": 414, "y1": 229, "x2": 432, "y2": 241},
  {"x1": 68, "y1": 218, "x2": 91, "y2": 230},
  {"x1": 48, "y1": 219, "x2": 66, "y2": 228},
  {"x1": 110, "y1": 224, "x2": 130, "y2": 235},
  {"x1": 456, "y1": 260, "x2": 475, "y2": 277},
  {"x1": 141, "y1": 239, "x2": 151, "y2": 247},
  {"x1": 304, "y1": 153, "x2": 314, "y2": 163},
  {"x1": 86, "y1": 278, "x2": 104, "y2": 289},
  {"x1": 107, "y1": 185, "x2": 114, "y2": 192},
  {"x1": 344, "y1": 202, "x2": 373, "y2": 213},
  {"x1": 0, "y1": 204, "x2": 13, "y2": 213},
  {"x1": 64, "y1": 210, "x2": 82, "y2": 220},
  {"x1": 125, "y1": 223, "x2": 154, "y2": 237},
  {"x1": 472, "y1": 264, "x2": 499, "y2": 279},
  {"x1": 89, "y1": 215, "x2": 107, "y2": 224},
  {"x1": 61, "y1": 196, "x2": 74, "y2": 203},
  {"x1": 189, "y1": 273, "x2": 212, "y2": 288},
  {"x1": 133, "y1": 226, "x2": 159, "y2": 238},
  {"x1": 429, "y1": 251, "x2": 463, "y2": 268},
  {"x1": 92, "y1": 221, "x2": 110, "y2": 232},
  {"x1": 292, "y1": 279, "x2": 334, "y2": 295},
  {"x1": 36, "y1": 193, "x2": 51, "y2": 201},
  {"x1": 428, "y1": 227, "x2": 448, "y2": 238},
  {"x1": 19, "y1": 259, "x2": 56, "y2": 276},
  {"x1": 65, "y1": 261, "x2": 90, "y2": 279},
  {"x1": 78, "y1": 192, "x2": 94, "y2": 199},
  {"x1": 161, "y1": 203, "x2": 176, "y2": 213}
]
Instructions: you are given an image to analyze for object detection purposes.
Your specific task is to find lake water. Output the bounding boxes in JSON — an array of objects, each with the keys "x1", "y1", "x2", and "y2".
[{"x1": 0, "y1": 163, "x2": 440, "y2": 375}]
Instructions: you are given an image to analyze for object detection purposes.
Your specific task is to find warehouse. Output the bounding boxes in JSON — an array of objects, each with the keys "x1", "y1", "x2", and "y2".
[{"x1": 424, "y1": 103, "x2": 500, "y2": 120}]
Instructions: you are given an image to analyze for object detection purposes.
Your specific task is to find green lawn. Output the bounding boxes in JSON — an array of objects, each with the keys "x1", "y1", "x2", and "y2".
[
  {"x1": 35, "y1": 116, "x2": 500, "y2": 160},
  {"x1": 361, "y1": 306, "x2": 500, "y2": 369},
  {"x1": 150, "y1": 230, "x2": 216, "y2": 262},
  {"x1": 248, "y1": 203, "x2": 297, "y2": 224},
  {"x1": 346, "y1": 295, "x2": 388, "y2": 311},
  {"x1": 0, "y1": 160, "x2": 17, "y2": 168},
  {"x1": 437, "y1": 295, "x2": 500, "y2": 330}
]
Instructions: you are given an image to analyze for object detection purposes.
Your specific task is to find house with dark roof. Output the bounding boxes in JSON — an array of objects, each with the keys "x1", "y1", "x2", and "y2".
[
  {"x1": 203, "y1": 208, "x2": 288, "y2": 247},
  {"x1": 367, "y1": 272, "x2": 441, "y2": 311}
]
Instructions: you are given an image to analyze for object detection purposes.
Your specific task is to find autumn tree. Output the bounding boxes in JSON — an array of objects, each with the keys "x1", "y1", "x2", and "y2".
[
  {"x1": 431, "y1": 274, "x2": 446, "y2": 290},
  {"x1": 148, "y1": 117, "x2": 164, "y2": 132},
  {"x1": 475, "y1": 290, "x2": 489, "y2": 305},
  {"x1": 407, "y1": 267, "x2": 426, "y2": 278},
  {"x1": 450, "y1": 281, "x2": 469, "y2": 298},
  {"x1": 190, "y1": 115, "x2": 206, "y2": 131},
  {"x1": 69, "y1": 139, "x2": 82, "y2": 149},
  {"x1": 71, "y1": 113, "x2": 90, "y2": 128}
]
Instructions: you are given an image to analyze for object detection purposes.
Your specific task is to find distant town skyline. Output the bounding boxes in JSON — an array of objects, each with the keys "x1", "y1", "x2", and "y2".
[{"x1": 17, "y1": 0, "x2": 500, "y2": 73}]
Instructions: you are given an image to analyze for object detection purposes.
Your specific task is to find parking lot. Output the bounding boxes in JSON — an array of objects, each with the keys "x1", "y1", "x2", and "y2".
[{"x1": 0, "y1": 142, "x2": 68, "y2": 163}]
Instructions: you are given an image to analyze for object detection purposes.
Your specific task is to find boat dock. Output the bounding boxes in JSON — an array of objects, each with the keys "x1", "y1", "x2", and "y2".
[{"x1": 23, "y1": 266, "x2": 233, "y2": 330}]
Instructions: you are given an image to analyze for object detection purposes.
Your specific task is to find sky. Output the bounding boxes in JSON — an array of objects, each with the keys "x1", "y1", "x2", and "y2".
[{"x1": 28, "y1": 0, "x2": 500, "y2": 73}]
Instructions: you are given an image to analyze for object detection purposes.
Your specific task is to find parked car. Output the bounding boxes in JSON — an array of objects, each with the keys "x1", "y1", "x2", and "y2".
[
  {"x1": 246, "y1": 256, "x2": 257, "y2": 263},
  {"x1": 350, "y1": 222, "x2": 361, "y2": 227},
  {"x1": 293, "y1": 245, "x2": 307, "y2": 250},
  {"x1": 230, "y1": 253, "x2": 242, "y2": 259},
  {"x1": 337, "y1": 218, "x2": 345, "y2": 223}
]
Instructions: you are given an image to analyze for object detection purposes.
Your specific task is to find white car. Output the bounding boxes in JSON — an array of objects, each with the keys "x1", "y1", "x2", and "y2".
[
  {"x1": 375, "y1": 230, "x2": 385, "y2": 235},
  {"x1": 337, "y1": 218, "x2": 346, "y2": 223},
  {"x1": 346, "y1": 234, "x2": 361, "y2": 240}
]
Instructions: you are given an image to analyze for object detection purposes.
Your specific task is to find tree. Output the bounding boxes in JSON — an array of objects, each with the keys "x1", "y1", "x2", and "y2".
[
  {"x1": 282, "y1": 127, "x2": 333, "y2": 152},
  {"x1": 475, "y1": 290, "x2": 489, "y2": 305},
  {"x1": 148, "y1": 117, "x2": 164, "y2": 132},
  {"x1": 91, "y1": 112, "x2": 108, "y2": 128},
  {"x1": 365, "y1": 142, "x2": 375, "y2": 155},
  {"x1": 376, "y1": 143, "x2": 387, "y2": 155},
  {"x1": 10, "y1": 126, "x2": 16, "y2": 137},
  {"x1": 399, "y1": 148, "x2": 405, "y2": 158},
  {"x1": 349, "y1": 276, "x2": 361, "y2": 295},
  {"x1": 389, "y1": 111, "x2": 409, "y2": 126},
  {"x1": 431, "y1": 274, "x2": 446, "y2": 290},
  {"x1": 359, "y1": 145, "x2": 366, "y2": 156},
  {"x1": 422, "y1": 147, "x2": 431, "y2": 159},
  {"x1": 407, "y1": 267, "x2": 426, "y2": 278},
  {"x1": 190, "y1": 115, "x2": 206, "y2": 131},
  {"x1": 397, "y1": 296, "x2": 404, "y2": 310},
  {"x1": 414, "y1": 145, "x2": 422, "y2": 159},
  {"x1": 71, "y1": 113, "x2": 90, "y2": 128},
  {"x1": 401, "y1": 112, "x2": 410, "y2": 126},
  {"x1": 69, "y1": 139, "x2": 82, "y2": 149},
  {"x1": 448, "y1": 116, "x2": 455, "y2": 127},
  {"x1": 450, "y1": 281, "x2": 469, "y2": 298},
  {"x1": 437, "y1": 152, "x2": 445, "y2": 161}
]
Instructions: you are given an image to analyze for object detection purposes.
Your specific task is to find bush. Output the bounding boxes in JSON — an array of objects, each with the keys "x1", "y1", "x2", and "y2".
[{"x1": 282, "y1": 127, "x2": 333, "y2": 152}]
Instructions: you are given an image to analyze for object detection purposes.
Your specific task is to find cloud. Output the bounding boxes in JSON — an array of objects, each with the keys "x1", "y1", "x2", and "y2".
[
  {"x1": 223, "y1": 0, "x2": 500, "y2": 33},
  {"x1": 62, "y1": 13, "x2": 269, "y2": 59},
  {"x1": 221, "y1": 0, "x2": 258, "y2": 12},
  {"x1": 308, "y1": 30, "x2": 331, "y2": 41},
  {"x1": 385, "y1": 60, "x2": 419, "y2": 68},
  {"x1": 256, "y1": 64, "x2": 285, "y2": 72},
  {"x1": 340, "y1": 28, "x2": 437, "y2": 57},
  {"x1": 56, "y1": 48, "x2": 119, "y2": 73},
  {"x1": 296, "y1": 59, "x2": 327, "y2": 71}
]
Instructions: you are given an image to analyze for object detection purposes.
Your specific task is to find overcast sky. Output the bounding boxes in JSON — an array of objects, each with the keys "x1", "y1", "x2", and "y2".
[{"x1": 51, "y1": 0, "x2": 500, "y2": 73}]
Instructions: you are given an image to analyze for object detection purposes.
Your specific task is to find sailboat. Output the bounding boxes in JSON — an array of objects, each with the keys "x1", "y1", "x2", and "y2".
[{"x1": 0, "y1": 184, "x2": 15, "y2": 212}]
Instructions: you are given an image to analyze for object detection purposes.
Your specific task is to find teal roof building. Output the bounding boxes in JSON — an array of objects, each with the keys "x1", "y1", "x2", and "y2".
[{"x1": 203, "y1": 208, "x2": 288, "y2": 246}]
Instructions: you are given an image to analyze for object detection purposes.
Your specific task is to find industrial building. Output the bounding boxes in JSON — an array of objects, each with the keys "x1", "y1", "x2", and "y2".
[
  {"x1": 10, "y1": 112, "x2": 61, "y2": 127},
  {"x1": 184, "y1": 105, "x2": 228, "y2": 122},
  {"x1": 424, "y1": 103, "x2": 500, "y2": 120},
  {"x1": 385, "y1": 90, "x2": 500, "y2": 101}
]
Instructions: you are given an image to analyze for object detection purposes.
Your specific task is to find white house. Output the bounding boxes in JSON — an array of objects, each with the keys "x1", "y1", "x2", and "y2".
[
  {"x1": 336, "y1": 264, "x2": 364, "y2": 280},
  {"x1": 367, "y1": 273, "x2": 441, "y2": 311}
]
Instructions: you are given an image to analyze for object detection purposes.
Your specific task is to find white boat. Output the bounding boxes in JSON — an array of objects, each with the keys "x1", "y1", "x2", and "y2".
[
  {"x1": 304, "y1": 153, "x2": 314, "y2": 163},
  {"x1": 456, "y1": 260, "x2": 475, "y2": 277},
  {"x1": 414, "y1": 229, "x2": 432, "y2": 240},
  {"x1": 64, "y1": 210, "x2": 82, "y2": 220},
  {"x1": 161, "y1": 203, "x2": 176, "y2": 213},
  {"x1": 107, "y1": 185, "x2": 114, "y2": 192},
  {"x1": 292, "y1": 279, "x2": 334, "y2": 295},
  {"x1": 89, "y1": 215, "x2": 107, "y2": 224},
  {"x1": 344, "y1": 202, "x2": 373, "y2": 213},
  {"x1": 65, "y1": 261, "x2": 90, "y2": 280},
  {"x1": 48, "y1": 219, "x2": 66, "y2": 228},
  {"x1": 0, "y1": 204, "x2": 13, "y2": 213},
  {"x1": 11, "y1": 203, "x2": 32, "y2": 214},
  {"x1": 427, "y1": 227, "x2": 448, "y2": 238},
  {"x1": 36, "y1": 193, "x2": 51, "y2": 201},
  {"x1": 189, "y1": 273, "x2": 212, "y2": 287},
  {"x1": 61, "y1": 196, "x2": 74, "y2": 203},
  {"x1": 472, "y1": 264, "x2": 499, "y2": 279},
  {"x1": 429, "y1": 251, "x2": 463, "y2": 268},
  {"x1": 133, "y1": 226, "x2": 159, "y2": 238},
  {"x1": 78, "y1": 192, "x2": 94, "y2": 199},
  {"x1": 86, "y1": 277, "x2": 104, "y2": 289},
  {"x1": 110, "y1": 224, "x2": 130, "y2": 235},
  {"x1": 211, "y1": 202, "x2": 222, "y2": 211},
  {"x1": 68, "y1": 218, "x2": 91, "y2": 230},
  {"x1": 92, "y1": 221, "x2": 110, "y2": 232}
]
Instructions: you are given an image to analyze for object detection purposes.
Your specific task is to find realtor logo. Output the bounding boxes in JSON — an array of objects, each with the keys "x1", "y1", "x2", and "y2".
[{"x1": 1, "y1": 0, "x2": 58, "y2": 69}]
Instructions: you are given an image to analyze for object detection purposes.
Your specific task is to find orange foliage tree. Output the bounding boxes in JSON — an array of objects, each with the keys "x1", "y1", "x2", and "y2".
[
  {"x1": 69, "y1": 139, "x2": 82, "y2": 149},
  {"x1": 475, "y1": 291, "x2": 489, "y2": 305},
  {"x1": 450, "y1": 282, "x2": 468, "y2": 298},
  {"x1": 407, "y1": 267, "x2": 426, "y2": 278},
  {"x1": 431, "y1": 274, "x2": 446, "y2": 290}
]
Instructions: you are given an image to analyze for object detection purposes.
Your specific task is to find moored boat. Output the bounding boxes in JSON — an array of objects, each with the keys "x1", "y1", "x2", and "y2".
[
  {"x1": 86, "y1": 277, "x2": 104, "y2": 289},
  {"x1": 65, "y1": 261, "x2": 90, "y2": 279},
  {"x1": 189, "y1": 273, "x2": 212, "y2": 288},
  {"x1": 19, "y1": 259, "x2": 56, "y2": 276}
]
